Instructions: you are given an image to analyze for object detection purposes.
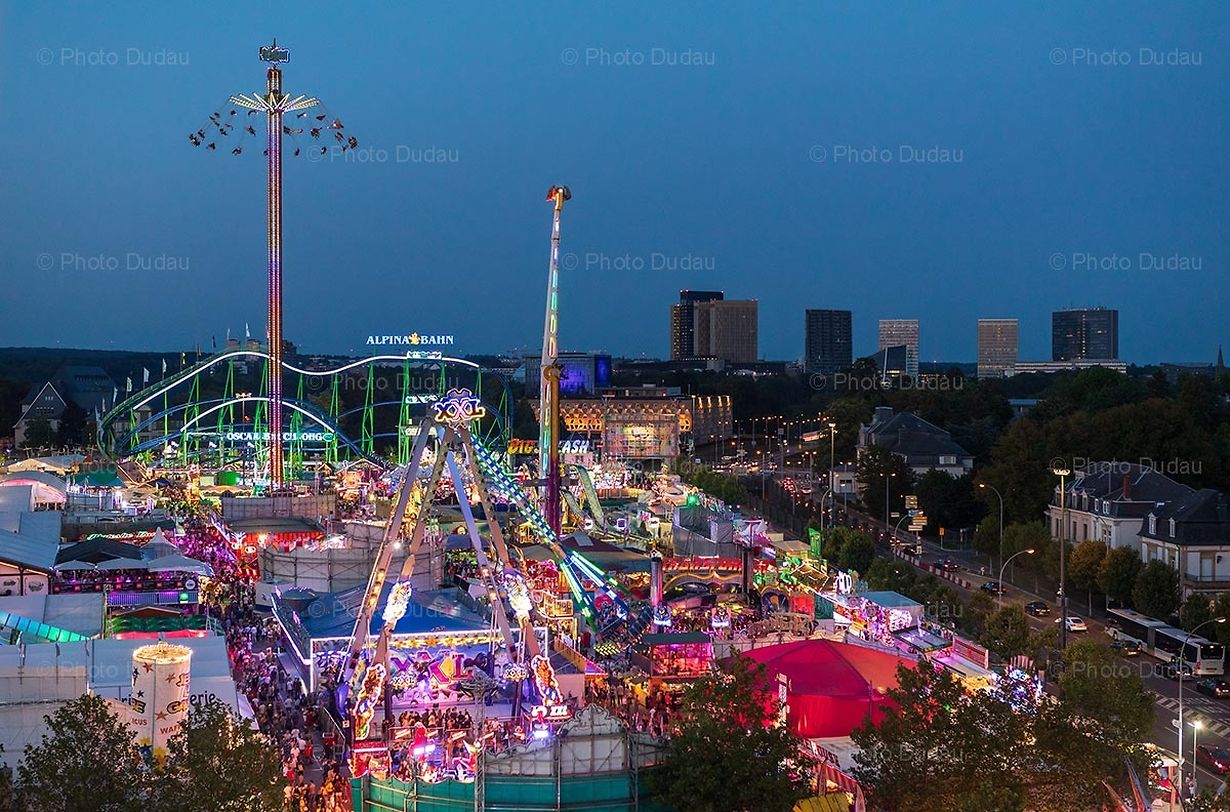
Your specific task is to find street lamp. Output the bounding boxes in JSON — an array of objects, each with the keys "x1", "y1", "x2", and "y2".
[
  {"x1": 998, "y1": 548, "x2": 1035, "y2": 609},
  {"x1": 1178, "y1": 616, "x2": 1226, "y2": 791},
  {"x1": 979, "y1": 482, "x2": 1005, "y2": 582},
  {"x1": 827, "y1": 421, "x2": 837, "y2": 532},
  {"x1": 884, "y1": 472, "x2": 896, "y2": 537},
  {"x1": 1052, "y1": 467, "x2": 1071, "y2": 649},
  {"x1": 1191, "y1": 720, "x2": 1203, "y2": 785}
]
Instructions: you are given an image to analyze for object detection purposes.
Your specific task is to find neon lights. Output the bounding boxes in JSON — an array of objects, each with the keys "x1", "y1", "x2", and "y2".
[
  {"x1": 710, "y1": 605, "x2": 731, "y2": 629},
  {"x1": 430, "y1": 388, "x2": 486, "y2": 427},
  {"x1": 505, "y1": 572, "x2": 532, "y2": 622},
  {"x1": 353, "y1": 661, "x2": 386, "y2": 741}
]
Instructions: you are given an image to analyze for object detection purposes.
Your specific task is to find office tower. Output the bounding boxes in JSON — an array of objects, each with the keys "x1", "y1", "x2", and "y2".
[
  {"x1": 878, "y1": 319, "x2": 920, "y2": 378},
  {"x1": 694, "y1": 299, "x2": 759, "y2": 363},
  {"x1": 1052, "y1": 307, "x2": 1119, "y2": 361},
  {"x1": 976, "y1": 319, "x2": 1019, "y2": 379},
  {"x1": 804, "y1": 309, "x2": 853, "y2": 374},
  {"x1": 670, "y1": 290, "x2": 724, "y2": 359}
]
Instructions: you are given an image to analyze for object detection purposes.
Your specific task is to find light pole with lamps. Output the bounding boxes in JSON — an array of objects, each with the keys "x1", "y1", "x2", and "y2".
[
  {"x1": 884, "y1": 472, "x2": 896, "y2": 539},
  {"x1": 998, "y1": 548, "x2": 1035, "y2": 609},
  {"x1": 979, "y1": 482, "x2": 1005, "y2": 581},
  {"x1": 827, "y1": 421, "x2": 837, "y2": 531},
  {"x1": 1190, "y1": 719, "x2": 1203, "y2": 788},
  {"x1": 1052, "y1": 467, "x2": 1071, "y2": 650},
  {"x1": 1178, "y1": 615, "x2": 1226, "y2": 792}
]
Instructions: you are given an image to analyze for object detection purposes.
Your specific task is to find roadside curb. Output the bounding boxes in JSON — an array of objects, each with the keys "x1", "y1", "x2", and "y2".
[{"x1": 892, "y1": 548, "x2": 974, "y2": 590}]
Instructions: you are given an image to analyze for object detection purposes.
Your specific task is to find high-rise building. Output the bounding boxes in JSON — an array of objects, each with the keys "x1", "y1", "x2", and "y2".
[
  {"x1": 976, "y1": 319, "x2": 1019, "y2": 379},
  {"x1": 670, "y1": 290, "x2": 724, "y2": 359},
  {"x1": 878, "y1": 319, "x2": 919, "y2": 378},
  {"x1": 1052, "y1": 307, "x2": 1118, "y2": 361},
  {"x1": 694, "y1": 299, "x2": 758, "y2": 363},
  {"x1": 804, "y1": 309, "x2": 853, "y2": 374}
]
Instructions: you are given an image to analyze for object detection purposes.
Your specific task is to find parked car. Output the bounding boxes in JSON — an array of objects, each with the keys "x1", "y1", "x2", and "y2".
[
  {"x1": 980, "y1": 581, "x2": 1007, "y2": 596},
  {"x1": 1023, "y1": 600, "x2": 1050, "y2": 617},
  {"x1": 1055, "y1": 615, "x2": 1088, "y2": 633},
  {"x1": 1110, "y1": 639, "x2": 1142, "y2": 657},
  {"x1": 1195, "y1": 678, "x2": 1230, "y2": 698},
  {"x1": 1196, "y1": 744, "x2": 1230, "y2": 773}
]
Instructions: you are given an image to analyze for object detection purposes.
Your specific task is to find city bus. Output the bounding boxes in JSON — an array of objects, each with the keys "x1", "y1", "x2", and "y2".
[
  {"x1": 1106, "y1": 609, "x2": 1226, "y2": 675},
  {"x1": 1152, "y1": 625, "x2": 1225, "y2": 676},
  {"x1": 1105, "y1": 608, "x2": 1169, "y2": 649}
]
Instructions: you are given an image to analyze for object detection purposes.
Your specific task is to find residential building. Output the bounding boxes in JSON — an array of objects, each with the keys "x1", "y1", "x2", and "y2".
[
  {"x1": 878, "y1": 320, "x2": 919, "y2": 378},
  {"x1": 694, "y1": 299, "x2": 758, "y2": 363},
  {"x1": 669, "y1": 290, "x2": 723, "y2": 360},
  {"x1": 1139, "y1": 489, "x2": 1230, "y2": 593},
  {"x1": 1052, "y1": 307, "x2": 1118, "y2": 361},
  {"x1": 856, "y1": 406, "x2": 973, "y2": 477},
  {"x1": 1047, "y1": 462, "x2": 1194, "y2": 551},
  {"x1": 804, "y1": 309, "x2": 853, "y2": 374},
  {"x1": 976, "y1": 319, "x2": 1019, "y2": 379}
]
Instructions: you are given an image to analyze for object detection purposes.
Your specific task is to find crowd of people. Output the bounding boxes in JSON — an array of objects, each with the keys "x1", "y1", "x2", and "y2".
[
  {"x1": 586, "y1": 678, "x2": 677, "y2": 738},
  {"x1": 215, "y1": 583, "x2": 353, "y2": 811}
]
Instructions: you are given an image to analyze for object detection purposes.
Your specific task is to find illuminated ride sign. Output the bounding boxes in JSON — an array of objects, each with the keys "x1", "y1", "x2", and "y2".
[
  {"x1": 431, "y1": 388, "x2": 486, "y2": 427},
  {"x1": 366, "y1": 333, "x2": 455, "y2": 346},
  {"x1": 506, "y1": 438, "x2": 591, "y2": 456}
]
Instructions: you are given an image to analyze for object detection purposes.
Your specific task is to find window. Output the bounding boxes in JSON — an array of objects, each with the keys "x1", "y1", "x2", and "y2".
[
  {"x1": 1169, "y1": 518, "x2": 1176, "y2": 538},
  {"x1": 1149, "y1": 515, "x2": 1157, "y2": 535}
]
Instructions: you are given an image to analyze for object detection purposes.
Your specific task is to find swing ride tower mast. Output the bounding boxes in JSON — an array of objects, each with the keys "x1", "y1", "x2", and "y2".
[
  {"x1": 229, "y1": 41, "x2": 319, "y2": 488},
  {"x1": 539, "y1": 186, "x2": 570, "y2": 537}
]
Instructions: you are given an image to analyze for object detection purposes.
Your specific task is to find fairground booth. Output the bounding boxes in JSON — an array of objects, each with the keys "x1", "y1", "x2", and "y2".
[
  {"x1": 630, "y1": 631, "x2": 713, "y2": 695},
  {"x1": 819, "y1": 589, "x2": 924, "y2": 648}
]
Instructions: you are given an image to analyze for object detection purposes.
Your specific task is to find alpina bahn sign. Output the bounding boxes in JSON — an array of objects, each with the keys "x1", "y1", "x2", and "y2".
[{"x1": 366, "y1": 333, "x2": 455, "y2": 346}]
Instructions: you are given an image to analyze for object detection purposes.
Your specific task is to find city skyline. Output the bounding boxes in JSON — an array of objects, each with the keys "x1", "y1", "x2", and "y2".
[{"x1": 0, "y1": 4, "x2": 1226, "y2": 363}]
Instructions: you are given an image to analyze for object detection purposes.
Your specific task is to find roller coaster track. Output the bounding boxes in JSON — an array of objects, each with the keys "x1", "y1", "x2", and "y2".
[{"x1": 95, "y1": 349, "x2": 490, "y2": 467}]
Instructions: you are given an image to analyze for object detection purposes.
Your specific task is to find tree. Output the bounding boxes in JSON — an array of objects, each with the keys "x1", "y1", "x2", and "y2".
[
  {"x1": 21, "y1": 417, "x2": 55, "y2": 449},
  {"x1": 1058, "y1": 640, "x2": 1154, "y2": 742},
  {"x1": 832, "y1": 528, "x2": 875, "y2": 577},
  {"x1": 961, "y1": 591, "x2": 996, "y2": 639},
  {"x1": 1181, "y1": 592, "x2": 1214, "y2": 632},
  {"x1": 1068, "y1": 541, "x2": 1107, "y2": 592},
  {"x1": 1097, "y1": 547, "x2": 1143, "y2": 606},
  {"x1": 914, "y1": 470, "x2": 983, "y2": 537},
  {"x1": 153, "y1": 697, "x2": 286, "y2": 812},
  {"x1": 16, "y1": 694, "x2": 149, "y2": 812},
  {"x1": 649, "y1": 656, "x2": 810, "y2": 812},
  {"x1": 864, "y1": 559, "x2": 916, "y2": 594},
  {"x1": 852, "y1": 664, "x2": 1029, "y2": 811},
  {"x1": 981, "y1": 605, "x2": 1031, "y2": 660},
  {"x1": 55, "y1": 401, "x2": 89, "y2": 448},
  {"x1": 856, "y1": 445, "x2": 916, "y2": 524},
  {"x1": 1132, "y1": 561, "x2": 1181, "y2": 620},
  {"x1": 972, "y1": 513, "x2": 1000, "y2": 560},
  {"x1": 855, "y1": 662, "x2": 1148, "y2": 811}
]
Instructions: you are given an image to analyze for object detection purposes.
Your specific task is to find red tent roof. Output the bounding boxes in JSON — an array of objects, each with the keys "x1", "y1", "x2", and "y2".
[
  {"x1": 742, "y1": 639, "x2": 915, "y2": 738},
  {"x1": 744, "y1": 639, "x2": 908, "y2": 697}
]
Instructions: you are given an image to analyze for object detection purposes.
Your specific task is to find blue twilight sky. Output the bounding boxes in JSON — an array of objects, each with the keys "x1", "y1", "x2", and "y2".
[{"x1": 1, "y1": 2, "x2": 1226, "y2": 364}]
